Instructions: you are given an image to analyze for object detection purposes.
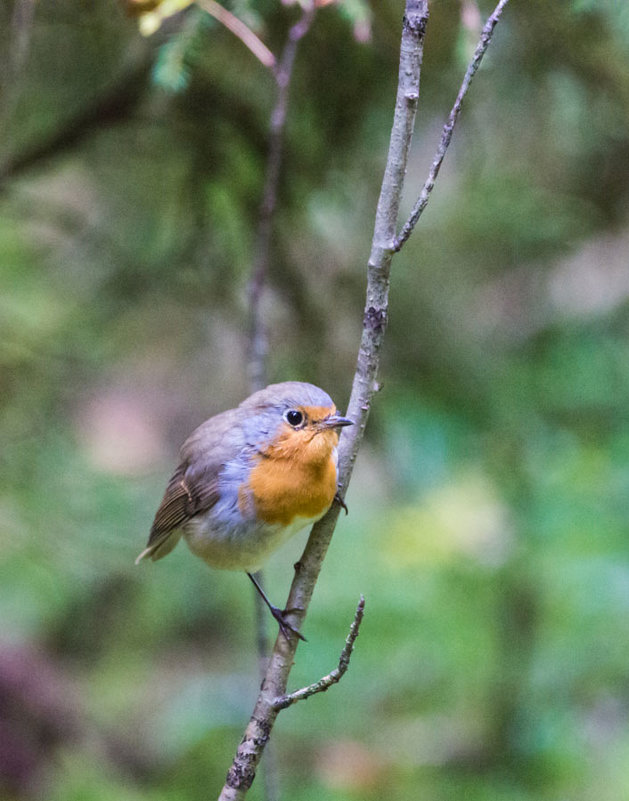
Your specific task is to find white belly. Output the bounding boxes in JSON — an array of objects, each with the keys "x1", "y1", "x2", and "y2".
[{"x1": 182, "y1": 512, "x2": 323, "y2": 572}]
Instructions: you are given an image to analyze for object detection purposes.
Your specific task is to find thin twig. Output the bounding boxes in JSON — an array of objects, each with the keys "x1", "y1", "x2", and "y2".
[
  {"x1": 243, "y1": 6, "x2": 317, "y2": 801},
  {"x1": 394, "y1": 0, "x2": 510, "y2": 251},
  {"x1": 0, "y1": 0, "x2": 36, "y2": 156},
  {"x1": 251, "y1": 570, "x2": 271, "y2": 667},
  {"x1": 273, "y1": 596, "x2": 366, "y2": 710},
  {"x1": 196, "y1": 0, "x2": 276, "y2": 68},
  {"x1": 249, "y1": 572, "x2": 279, "y2": 801},
  {"x1": 246, "y1": 1, "x2": 316, "y2": 392},
  {"x1": 8, "y1": 0, "x2": 35, "y2": 78}
]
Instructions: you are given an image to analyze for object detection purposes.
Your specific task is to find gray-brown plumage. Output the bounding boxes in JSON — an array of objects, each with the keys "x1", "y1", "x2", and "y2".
[{"x1": 136, "y1": 407, "x2": 240, "y2": 563}]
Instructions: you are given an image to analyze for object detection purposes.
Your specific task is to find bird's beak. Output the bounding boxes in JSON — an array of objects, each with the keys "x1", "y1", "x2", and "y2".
[{"x1": 322, "y1": 413, "x2": 354, "y2": 429}]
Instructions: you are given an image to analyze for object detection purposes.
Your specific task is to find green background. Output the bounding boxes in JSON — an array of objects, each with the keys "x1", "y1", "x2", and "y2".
[{"x1": 2, "y1": 0, "x2": 629, "y2": 799}]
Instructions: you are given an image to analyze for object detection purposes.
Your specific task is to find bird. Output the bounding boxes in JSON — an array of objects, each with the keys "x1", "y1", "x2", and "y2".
[{"x1": 136, "y1": 381, "x2": 353, "y2": 639}]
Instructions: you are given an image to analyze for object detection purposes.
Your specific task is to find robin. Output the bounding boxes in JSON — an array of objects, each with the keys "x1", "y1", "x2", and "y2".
[{"x1": 136, "y1": 381, "x2": 353, "y2": 639}]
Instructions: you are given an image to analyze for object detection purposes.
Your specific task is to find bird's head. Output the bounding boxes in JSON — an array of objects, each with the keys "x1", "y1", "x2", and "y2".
[{"x1": 241, "y1": 382, "x2": 353, "y2": 464}]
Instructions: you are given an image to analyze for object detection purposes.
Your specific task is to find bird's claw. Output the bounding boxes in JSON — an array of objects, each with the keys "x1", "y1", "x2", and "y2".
[
  {"x1": 270, "y1": 605, "x2": 307, "y2": 642},
  {"x1": 334, "y1": 491, "x2": 349, "y2": 515}
]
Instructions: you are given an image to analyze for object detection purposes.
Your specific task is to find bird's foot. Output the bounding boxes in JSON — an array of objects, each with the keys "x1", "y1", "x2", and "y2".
[
  {"x1": 334, "y1": 491, "x2": 349, "y2": 515},
  {"x1": 269, "y1": 605, "x2": 307, "y2": 642}
]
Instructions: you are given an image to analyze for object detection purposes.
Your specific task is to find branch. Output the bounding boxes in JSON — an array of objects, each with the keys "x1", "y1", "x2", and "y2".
[
  {"x1": 246, "y1": 2, "x2": 316, "y2": 392},
  {"x1": 0, "y1": 53, "x2": 152, "y2": 187},
  {"x1": 394, "y1": 0, "x2": 511, "y2": 251},
  {"x1": 196, "y1": 0, "x2": 276, "y2": 69},
  {"x1": 273, "y1": 596, "x2": 366, "y2": 711},
  {"x1": 0, "y1": 0, "x2": 36, "y2": 142},
  {"x1": 243, "y1": 7, "x2": 317, "y2": 800},
  {"x1": 217, "y1": 4, "x2": 429, "y2": 800}
]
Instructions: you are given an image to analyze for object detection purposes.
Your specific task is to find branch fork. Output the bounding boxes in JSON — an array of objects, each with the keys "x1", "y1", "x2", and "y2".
[{"x1": 273, "y1": 595, "x2": 366, "y2": 711}]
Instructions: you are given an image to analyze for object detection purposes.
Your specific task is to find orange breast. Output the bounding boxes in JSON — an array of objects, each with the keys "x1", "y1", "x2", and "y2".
[{"x1": 245, "y1": 428, "x2": 339, "y2": 527}]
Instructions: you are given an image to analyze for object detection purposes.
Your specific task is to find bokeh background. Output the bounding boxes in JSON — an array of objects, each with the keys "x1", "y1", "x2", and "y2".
[{"x1": 2, "y1": 0, "x2": 629, "y2": 799}]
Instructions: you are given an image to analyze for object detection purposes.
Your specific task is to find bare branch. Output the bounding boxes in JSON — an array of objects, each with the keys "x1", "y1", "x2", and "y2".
[
  {"x1": 7, "y1": 0, "x2": 36, "y2": 79},
  {"x1": 247, "y1": 2, "x2": 316, "y2": 392},
  {"x1": 273, "y1": 596, "x2": 366, "y2": 711},
  {"x1": 0, "y1": 54, "x2": 152, "y2": 187},
  {"x1": 394, "y1": 0, "x2": 510, "y2": 252},
  {"x1": 0, "y1": 0, "x2": 36, "y2": 153},
  {"x1": 243, "y1": 7, "x2": 318, "y2": 800},
  {"x1": 196, "y1": 0, "x2": 276, "y2": 68}
]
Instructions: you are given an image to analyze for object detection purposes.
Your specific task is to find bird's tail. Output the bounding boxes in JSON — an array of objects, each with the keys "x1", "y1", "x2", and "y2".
[{"x1": 135, "y1": 530, "x2": 182, "y2": 564}]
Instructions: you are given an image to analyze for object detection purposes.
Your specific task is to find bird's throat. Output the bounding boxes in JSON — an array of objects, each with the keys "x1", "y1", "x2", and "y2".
[{"x1": 244, "y1": 430, "x2": 338, "y2": 526}]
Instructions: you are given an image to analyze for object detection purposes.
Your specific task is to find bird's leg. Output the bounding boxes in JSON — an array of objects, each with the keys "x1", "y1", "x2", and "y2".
[{"x1": 246, "y1": 572, "x2": 307, "y2": 642}]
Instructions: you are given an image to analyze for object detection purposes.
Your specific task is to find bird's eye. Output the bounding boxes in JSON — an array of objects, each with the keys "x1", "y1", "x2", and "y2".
[{"x1": 284, "y1": 409, "x2": 304, "y2": 427}]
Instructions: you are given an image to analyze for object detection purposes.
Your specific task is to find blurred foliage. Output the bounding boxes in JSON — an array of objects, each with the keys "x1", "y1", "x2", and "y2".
[{"x1": 2, "y1": 0, "x2": 629, "y2": 799}]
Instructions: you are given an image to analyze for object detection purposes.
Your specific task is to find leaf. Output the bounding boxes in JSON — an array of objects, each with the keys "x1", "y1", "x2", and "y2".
[{"x1": 123, "y1": 0, "x2": 196, "y2": 36}]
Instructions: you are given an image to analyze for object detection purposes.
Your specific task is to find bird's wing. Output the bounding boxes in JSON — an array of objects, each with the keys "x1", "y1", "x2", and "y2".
[
  {"x1": 135, "y1": 468, "x2": 220, "y2": 563},
  {"x1": 136, "y1": 408, "x2": 243, "y2": 564}
]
